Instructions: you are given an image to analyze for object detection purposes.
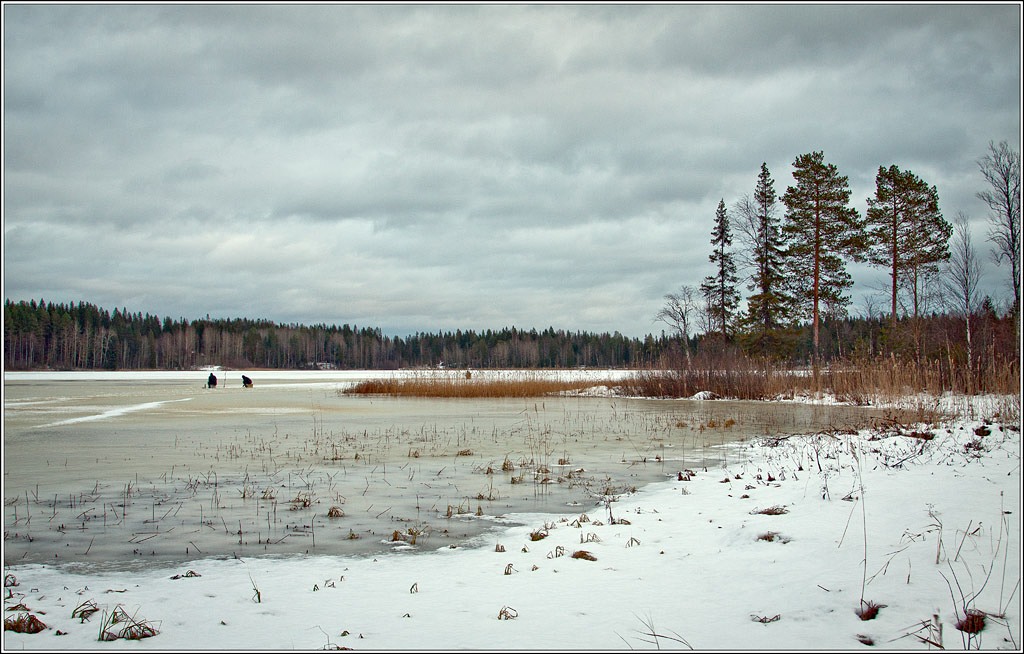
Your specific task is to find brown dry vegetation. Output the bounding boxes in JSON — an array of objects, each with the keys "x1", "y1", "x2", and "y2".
[
  {"x1": 345, "y1": 373, "x2": 618, "y2": 398},
  {"x1": 571, "y1": 550, "x2": 598, "y2": 561},
  {"x1": 956, "y1": 609, "x2": 986, "y2": 634},
  {"x1": 620, "y1": 354, "x2": 1019, "y2": 404},
  {"x1": 4, "y1": 613, "x2": 46, "y2": 634},
  {"x1": 349, "y1": 355, "x2": 1019, "y2": 418},
  {"x1": 856, "y1": 600, "x2": 886, "y2": 621}
]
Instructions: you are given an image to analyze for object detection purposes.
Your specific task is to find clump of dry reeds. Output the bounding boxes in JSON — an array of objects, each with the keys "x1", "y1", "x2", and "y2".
[
  {"x1": 72, "y1": 599, "x2": 100, "y2": 623},
  {"x1": 289, "y1": 492, "x2": 313, "y2": 510},
  {"x1": 955, "y1": 609, "x2": 986, "y2": 634},
  {"x1": 344, "y1": 372, "x2": 618, "y2": 398},
  {"x1": 571, "y1": 550, "x2": 597, "y2": 561},
  {"x1": 98, "y1": 605, "x2": 159, "y2": 641},
  {"x1": 4, "y1": 612, "x2": 46, "y2": 634},
  {"x1": 856, "y1": 600, "x2": 886, "y2": 621},
  {"x1": 756, "y1": 531, "x2": 790, "y2": 543}
]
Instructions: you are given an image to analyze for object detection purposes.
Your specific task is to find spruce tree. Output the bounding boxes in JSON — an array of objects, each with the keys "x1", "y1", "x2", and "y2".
[
  {"x1": 865, "y1": 165, "x2": 951, "y2": 325},
  {"x1": 781, "y1": 151, "x2": 864, "y2": 367},
  {"x1": 735, "y1": 163, "x2": 794, "y2": 357},
  {"x1": 699, "y1": 199, "x2": 740, "y2": 342}
]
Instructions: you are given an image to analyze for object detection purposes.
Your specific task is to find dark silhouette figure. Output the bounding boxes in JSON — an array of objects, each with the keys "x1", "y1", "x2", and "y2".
[
  {"x1": 242, "y1": 375, "x2": 253, "y2": 388},
  {"x1": 207, "y1": 373, "x2": 218, "y2": 389}
]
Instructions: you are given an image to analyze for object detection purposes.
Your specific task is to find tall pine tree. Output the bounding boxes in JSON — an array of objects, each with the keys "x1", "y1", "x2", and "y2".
[
  {"x1": 781, "y1": 151, "x2": 864, "y2": 367},
  {"x1": 865, "y1": 165, "x2": 951, "y2": 326},
  {"x1": 700, "y1": 199, "x2": 740, "y2": 342},
  {"x1": 735, "y1": 163, "x2": 794, "y2": 357}
]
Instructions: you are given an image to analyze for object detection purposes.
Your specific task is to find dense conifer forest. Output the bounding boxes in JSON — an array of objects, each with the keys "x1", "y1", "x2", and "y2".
[
  {"x1": 4, "y1": 298, "x2": 1017, "y2": 385},
  {"x1": 3, "y1": 299, "x2": 666, "y2": 370}
]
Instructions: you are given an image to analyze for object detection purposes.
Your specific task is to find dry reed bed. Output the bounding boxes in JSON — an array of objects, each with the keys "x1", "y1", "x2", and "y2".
[
  {"x1": 345, "y1": 373, "x2": 620, "y2": 398},
  {"x1": 620, "y1": 356, "x2": 1019, "y2": 406},
  {"x1": 347, "y1": 357, "x2": 1018, "y2": 405}
]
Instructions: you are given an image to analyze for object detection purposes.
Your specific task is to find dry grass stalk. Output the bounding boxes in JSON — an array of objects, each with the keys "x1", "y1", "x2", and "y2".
[
  {"x1": 548, "y1": 545, "x2": 566, "y2": 559},
  {"x1": 249, "y1": 574, "x2": 262, "y2": 604},
  {"x1": 497, "y1": 606, "x2": 518, "y2": 620},
  {"x1": 327, "y1": 506, "x2": 344, "y2": 518},
  {"x1": 169, "y1": 570, "x2": 201, "y2": 580},
  {"x1": 751, "y1": 505, "x2": 789, "y2": 515},
  {"x1": 750, "y1": 614, "x2": 781, "y2": 624},
  {"x1": 571, "y1": 550, "x2": 597, "y2": 561}
]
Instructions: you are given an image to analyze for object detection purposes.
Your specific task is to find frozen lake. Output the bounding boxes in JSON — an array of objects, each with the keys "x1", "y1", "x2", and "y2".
[{"x1": 3, "y1": 369, "x2": 887, "y2": 570}]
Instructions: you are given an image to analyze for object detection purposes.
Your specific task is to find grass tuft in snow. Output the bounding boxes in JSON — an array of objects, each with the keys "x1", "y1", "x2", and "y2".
[
  {"x1": 4, "y1": 612, "x2": 47, "y2": 634},
  {"x1": 856, "y1": 600, "x2": 886, "y2": 621}
]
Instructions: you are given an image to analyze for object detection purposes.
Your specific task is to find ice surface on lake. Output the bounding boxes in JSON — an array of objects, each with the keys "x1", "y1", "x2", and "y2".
[
  {"x1": 3, "y1": 369, "x2": 887, "y2": 570},
  {"x1": 38, "y1": 398, "x2": 194, "y2": 428}
]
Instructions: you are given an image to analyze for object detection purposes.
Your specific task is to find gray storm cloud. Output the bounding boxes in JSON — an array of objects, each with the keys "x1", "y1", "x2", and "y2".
[{"x1": 3, "y1": 4, "x2": 1020, "y2": 336}]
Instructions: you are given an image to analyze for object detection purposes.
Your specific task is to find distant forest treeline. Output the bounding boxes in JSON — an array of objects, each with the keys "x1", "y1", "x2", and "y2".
[
  {"x1": 2, "y1": 298, "x2": 1018, "y2": 378},
  {"x1": 3, "y1": 299, "x2": 664, "y2": 370}
]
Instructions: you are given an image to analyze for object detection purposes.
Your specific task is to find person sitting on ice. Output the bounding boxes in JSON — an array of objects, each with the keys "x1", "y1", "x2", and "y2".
[
  {"x1": 207, "y1": 373, "x2": 218, "y2": 389},
  {"x1": 241, "y1": 375, "x2": 253, "y2": 388}
]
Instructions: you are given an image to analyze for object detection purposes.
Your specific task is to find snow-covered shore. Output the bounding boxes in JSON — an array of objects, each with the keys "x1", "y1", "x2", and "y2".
[{"x1": 3, "y1": 394, "x2": 1020, "y2": 651}]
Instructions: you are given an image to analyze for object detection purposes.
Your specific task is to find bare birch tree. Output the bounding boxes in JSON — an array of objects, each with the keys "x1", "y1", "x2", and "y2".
[
  {"x1": 943, "y1": 212, "x2": 983, "y2": 392},
  {"x1": 655, "y1": 285, "x2": 698, "y2": 364},
  {"x1": 976, "y1": 140, "x2": 1021, "y2": 332}
]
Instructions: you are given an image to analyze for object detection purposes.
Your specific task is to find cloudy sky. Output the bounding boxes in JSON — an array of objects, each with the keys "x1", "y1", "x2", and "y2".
[{"x1": 3, "y1": 4, "x2": 1020, "y2": 338}]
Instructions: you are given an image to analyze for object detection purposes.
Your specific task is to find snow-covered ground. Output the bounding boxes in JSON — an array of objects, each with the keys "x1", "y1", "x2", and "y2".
[{"x1": 3, "y1": 391, "x2": 1020, "y2": 650}]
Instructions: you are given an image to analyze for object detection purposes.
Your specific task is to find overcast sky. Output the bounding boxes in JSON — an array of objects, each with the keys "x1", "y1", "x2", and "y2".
[{"x1": 3, "y1": 4, "x2": 1021, "y2": 338}]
